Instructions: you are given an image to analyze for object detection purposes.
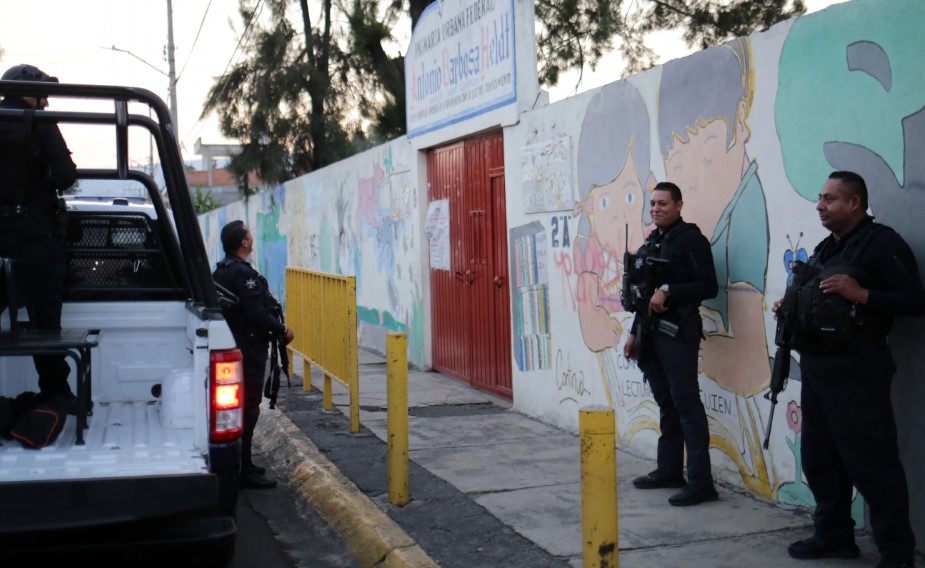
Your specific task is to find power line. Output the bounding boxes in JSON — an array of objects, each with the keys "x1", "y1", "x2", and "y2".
[
  {"x1": 181, "y1": 0, "x2": 265, "y2": 149},
  {"x1": 176, "y1": 0, "x2": 214, "y2": 82}
]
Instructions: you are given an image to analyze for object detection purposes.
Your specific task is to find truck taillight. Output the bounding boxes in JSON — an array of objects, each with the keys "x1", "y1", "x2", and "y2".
[{"x1": 210, "y1": 349, "x2": 243, "y2": 443}]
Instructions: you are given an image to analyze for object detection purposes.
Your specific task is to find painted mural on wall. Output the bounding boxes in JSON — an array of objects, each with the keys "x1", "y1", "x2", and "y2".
[
  {"x1": 514, "y1": 0, "x2": 925, "y2": 512},
  {"x1": 571, "y1": 39, "x2": 774, "y2": 494},
  {"x1": 199, "y1": 140, "x2": 426, "y2": 368},
  {"x1": 289, "y1": 142, "x2": 425, "y2": 366}
]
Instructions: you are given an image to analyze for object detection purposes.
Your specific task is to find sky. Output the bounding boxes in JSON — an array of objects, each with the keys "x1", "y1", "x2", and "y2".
[{"x1": 0, "y1": 0, "x2": 845, "y2": 169}]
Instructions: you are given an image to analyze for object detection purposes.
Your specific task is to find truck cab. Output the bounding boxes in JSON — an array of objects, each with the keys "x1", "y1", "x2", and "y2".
[{"x1": 0, "y1": 80, "x2": 242, "y2": 565}]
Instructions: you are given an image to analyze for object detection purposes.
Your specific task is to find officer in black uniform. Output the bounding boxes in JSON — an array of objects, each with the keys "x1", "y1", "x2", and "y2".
[
  {"x1": 776, "y1": 171, "x2": 922, "y2": 568},
  {"x1": 213, "y1": 220, "x2": 294, "y2": 489},
  {"x1": 623, "y1": 182, "x2": 720, "y2": 507},
  {"x1": 0, "y1": 64, "x2": 77, "y2": 399}
]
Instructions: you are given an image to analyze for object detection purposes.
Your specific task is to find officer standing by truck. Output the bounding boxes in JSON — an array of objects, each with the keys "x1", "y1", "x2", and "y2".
[
  {"x1": 0, "y1": 64, "x2": 77, "y2": 401},
  {"x1": 214, "y1": 220, "x2": 294, "y2": 489},
  {"x1": 775, "y1": 171, "x2": 922, "y2": 568},
  {"x1": 623, "y1": 182, "x2": 719, "y2": 507}
]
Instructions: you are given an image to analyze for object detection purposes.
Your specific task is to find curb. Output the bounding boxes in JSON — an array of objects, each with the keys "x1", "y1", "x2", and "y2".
[{"x1": 254, "y1": 406, "x2": 440, "y2": 568}]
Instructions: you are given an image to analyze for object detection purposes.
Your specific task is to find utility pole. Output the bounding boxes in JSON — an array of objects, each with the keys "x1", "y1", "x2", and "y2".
[{"x1": 166, "y1": 0, "x2": 179, "y2": 136}]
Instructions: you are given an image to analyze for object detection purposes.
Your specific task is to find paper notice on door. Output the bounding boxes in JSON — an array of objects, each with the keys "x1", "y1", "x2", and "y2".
[{"x1": 426, "y1": 199, "x2": 451, "y2": 270}]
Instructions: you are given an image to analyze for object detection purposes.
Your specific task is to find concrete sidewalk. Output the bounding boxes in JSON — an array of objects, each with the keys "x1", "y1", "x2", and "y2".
[{"x1": 254, "y1": 349, "x2": 888, "y2": 567}]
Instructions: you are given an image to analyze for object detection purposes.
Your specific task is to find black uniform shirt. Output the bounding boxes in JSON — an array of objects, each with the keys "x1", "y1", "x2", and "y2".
[
  {"x1": 631, "y1": 217, "x2": 718, "y2": 334},
  {"x1": 812, "y1": 215, "x2": 925, "y2": 324},
  {"x1": 213, "y1": 255, "x2": 286, "y2": 344},
  {"x1": 0, "y1": 97, "x2": 77, "y2": 217}
]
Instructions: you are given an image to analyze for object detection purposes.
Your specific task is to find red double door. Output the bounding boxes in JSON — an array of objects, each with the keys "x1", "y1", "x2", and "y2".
[{"x1": 427, "y1": 131, "x2": 512, "y2": 399}]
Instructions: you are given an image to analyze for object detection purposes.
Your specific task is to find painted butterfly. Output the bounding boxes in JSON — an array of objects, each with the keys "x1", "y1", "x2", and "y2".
[{"x1": 784, "y1": 233, "x2": 809, "y2": 286}]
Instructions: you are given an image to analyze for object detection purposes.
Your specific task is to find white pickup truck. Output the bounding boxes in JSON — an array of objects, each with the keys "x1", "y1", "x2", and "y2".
[{"x1": 0, "y1": 81, "x2": 243, "y2": 565}]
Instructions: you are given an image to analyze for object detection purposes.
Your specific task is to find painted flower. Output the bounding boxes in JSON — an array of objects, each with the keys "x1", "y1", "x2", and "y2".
[{"x1": 787, "y1": 400, "x2": 802, "y2": 434}]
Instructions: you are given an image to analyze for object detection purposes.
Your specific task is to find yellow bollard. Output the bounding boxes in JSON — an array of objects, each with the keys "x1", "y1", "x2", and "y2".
[
  {"x1": 580, "y1": 406, "x2": 618, "y2": 568},
  {"x1": 387, "y1": 333, "x2": 409, "y2": 506},
  {"x1": 295, "y1": 350, "x2": 311, "y2": 392},
  {"x1": 324, "y1": 373, "x2": 333, "y2": 411}
]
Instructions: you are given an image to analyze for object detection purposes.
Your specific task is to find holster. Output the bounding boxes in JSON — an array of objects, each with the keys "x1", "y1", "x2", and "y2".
[{"x1": 653, "y1": 305, "x2": 701, "y2": 342}]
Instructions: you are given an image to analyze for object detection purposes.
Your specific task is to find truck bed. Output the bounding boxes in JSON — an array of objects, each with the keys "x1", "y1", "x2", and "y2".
[{"x1": 0, "y1": 400, "x2": 206, "y2": 482}]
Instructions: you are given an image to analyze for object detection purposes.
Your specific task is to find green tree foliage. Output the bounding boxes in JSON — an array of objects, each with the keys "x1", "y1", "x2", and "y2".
[
  {"x1": 206, "y1": 1, "x2": 805, "y2": 183},
  {"x1": 202, "y1": 0, "x2": 353, "y2": 189},
  {"x1": 535, "y1": 0, "x2": 807, "y2": 84},
  {"x1": 348, "y1": 0, "x2": 804, "y2": 138},
  {"x1": 643, "y1": 0, "x2": 807, "y2": 50},
  {"x1": 192, "y1": 187, "x2": 222, "y2": 214},
  {"x1": 339, "y1": 0, "x2": 410, "y2": 142}
]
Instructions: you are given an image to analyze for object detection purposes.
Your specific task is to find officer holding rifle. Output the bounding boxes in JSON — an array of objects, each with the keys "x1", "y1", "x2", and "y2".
[
  {"x1": 774, "y1": 171, "x2": 922, "y2": 568},
  {"x1": 214, "y1": 220, "x2": 294, "y2": 489},
  {"x1": 623, "y1": 182, "x2": 719, "y2": 507}
]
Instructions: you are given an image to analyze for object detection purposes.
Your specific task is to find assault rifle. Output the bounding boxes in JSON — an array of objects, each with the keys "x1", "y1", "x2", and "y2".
[
  {"x1": 264, "y1": 292, "x2": 290, "y2": 409},
  {"x1": 763, "y1": 308, "x2": 792, "y2": 449}
]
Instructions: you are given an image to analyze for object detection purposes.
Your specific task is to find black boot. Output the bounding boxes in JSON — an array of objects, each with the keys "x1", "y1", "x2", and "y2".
[
  {"x1": 241, "y1": 467, "x2": 276, "y2": 489},
  {"x1": 242, "y1": 461, "x2": 266, "y2": 476}
]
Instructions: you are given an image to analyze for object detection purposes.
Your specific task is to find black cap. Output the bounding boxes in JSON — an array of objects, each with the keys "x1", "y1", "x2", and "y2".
[{"x1": 1, "y1": 64, "x2": 59, "y2": 83}]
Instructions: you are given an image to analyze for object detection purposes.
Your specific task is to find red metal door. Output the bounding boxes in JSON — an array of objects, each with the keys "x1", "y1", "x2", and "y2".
[
  {"x1": 428, "y1": 132, "x2": 511, "y2": 398},
  {"x1": 487, "y1": 168, "x2": 512, "y2": 396},
  {"x1": 427, "y1": 143, "x2": 468, "y2": 380}
]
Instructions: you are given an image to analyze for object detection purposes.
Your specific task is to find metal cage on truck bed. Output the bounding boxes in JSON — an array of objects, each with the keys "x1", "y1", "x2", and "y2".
[
  {"x1": 64, "y1": 211, "x2": 185, "y2": 301},
  {"x1": 0, "y1": 80, "x2": 221, "y2": 312}
]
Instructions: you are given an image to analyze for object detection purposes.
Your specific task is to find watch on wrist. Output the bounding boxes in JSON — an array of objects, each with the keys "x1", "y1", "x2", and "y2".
[{"x1": 659, "y1": 284, "x2": 670, "y2": 297}]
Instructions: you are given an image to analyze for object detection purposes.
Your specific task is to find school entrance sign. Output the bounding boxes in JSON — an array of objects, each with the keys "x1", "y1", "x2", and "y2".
[{"x1": 405, "y1": 0, "x2": 517, "y2": 138}]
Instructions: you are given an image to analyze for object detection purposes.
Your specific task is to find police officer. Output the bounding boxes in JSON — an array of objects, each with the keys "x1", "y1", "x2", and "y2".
[
  {"x1": 623, "y1": 182, "x2": 720, "y2": 506},
  {"x1": 776, "y1": 172, "x2": 922, "y2": 568},
  {"x1": 213, "y1": 220, "x2": 294, "y2": 489},
  {"x1": 0, "y1": 64, "x2": 77, "y2": 400}
]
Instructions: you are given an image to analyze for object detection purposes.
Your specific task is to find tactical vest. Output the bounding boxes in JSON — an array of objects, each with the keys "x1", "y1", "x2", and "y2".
[
  {"x1": 782, "y1": 221, "x2": 889, "y2": 352},
  {"x1": 622, "y1": 221, "x2": 695, "y2": 314},
  {"x1": 0, "y1": 109, "x2": 40, "y2": 207},
  {"x1": 213, "y1": 258, "x2": 279, "y2": 343},
  {"x1": 213, "y1": 258, "x2": 253, "y2": 342}
]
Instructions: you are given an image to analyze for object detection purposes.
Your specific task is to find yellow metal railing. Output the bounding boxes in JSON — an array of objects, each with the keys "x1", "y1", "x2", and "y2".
[{"x1": 286, "y1": 267, "x2": 359, "y2": 432}]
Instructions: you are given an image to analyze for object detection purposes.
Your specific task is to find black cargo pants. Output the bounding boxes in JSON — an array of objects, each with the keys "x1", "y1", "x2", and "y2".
[
  {"x1": 0, "y1": 220, "x2": 70, "y2": 394},
  {"x1": 639, "y1": 331, "x2": 714, "y2": 489},
  {"x1": 239, "y1": 339, "x2": 269, "y2": 468},
  {"x1": 800, "y1": 347, "x2": 915, "y2": 563}
]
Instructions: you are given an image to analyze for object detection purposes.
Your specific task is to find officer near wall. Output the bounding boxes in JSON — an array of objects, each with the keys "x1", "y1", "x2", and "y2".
[
  {"x1": 775, "y1": 171, "x2": 923, "y2": 568},
  {"x1": 623, "y1": 181, "x2": 719, "y2": 507},
  {"x1": 213, "y1": 220, "x2": 294, "y2": 489},
  {"x1": 0, "y1": 64, "x2": 77, "y2": 400}
]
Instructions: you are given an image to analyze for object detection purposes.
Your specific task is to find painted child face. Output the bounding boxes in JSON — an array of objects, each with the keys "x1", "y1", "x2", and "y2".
[
  {"x1": 588, "y1": 149, "x2": 646, "y2": 255},
  {"x1": 663, "y1": 117, "x2": 745, "y2": 236}
]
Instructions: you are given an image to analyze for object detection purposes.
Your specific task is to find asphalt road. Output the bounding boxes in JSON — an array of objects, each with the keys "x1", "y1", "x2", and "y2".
[
  {"x1": 231, "y1": 466, "x2": 361, "y2": 568},
  {"x1": 0, "y1": 472, "x2": 358, "y2": 568}
]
